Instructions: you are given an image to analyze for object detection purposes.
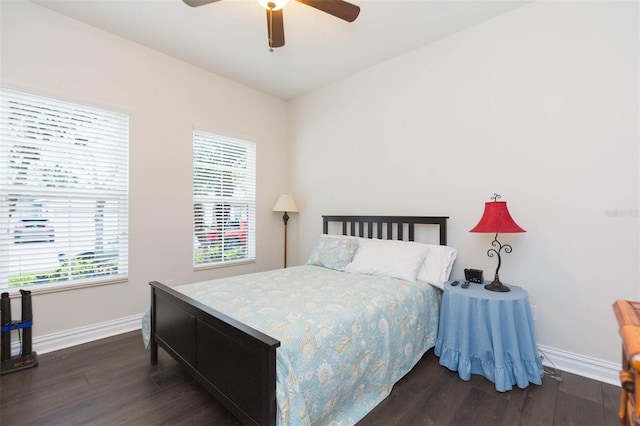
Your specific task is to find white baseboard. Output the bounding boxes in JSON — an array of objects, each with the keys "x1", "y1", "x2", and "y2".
[
  {"x1": 9, "y1": 313, "x2": 143, "y2": 356},
  {"x1": 7, "y1": 315, "x2": 621, "y2": 387},
  {"x1": 538, "y1": 344, "x2": 620, "y2": 386}
]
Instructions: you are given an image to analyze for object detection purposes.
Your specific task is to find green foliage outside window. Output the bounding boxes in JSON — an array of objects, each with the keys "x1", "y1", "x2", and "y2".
[{"x1": 8, "y1": 258, "x2": 119, "y2": 288}]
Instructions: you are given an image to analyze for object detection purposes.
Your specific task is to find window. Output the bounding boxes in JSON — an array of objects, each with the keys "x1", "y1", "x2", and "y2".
[
  {"x1": 0, "y1": 87, "x2": 129, "y2": 293},
  {"x1": 193, "y1": 130, "x2": 255, "y2": 267}
]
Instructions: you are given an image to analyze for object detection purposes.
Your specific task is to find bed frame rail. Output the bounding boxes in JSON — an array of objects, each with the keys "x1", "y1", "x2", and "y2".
[{"x1": 322, "y1": 215, "x2": 448, "y2": 245}]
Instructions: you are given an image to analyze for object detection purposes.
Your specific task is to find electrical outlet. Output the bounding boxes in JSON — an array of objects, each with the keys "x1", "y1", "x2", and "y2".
[{"x1": 531, "y1": 304, "x2": 537, "y2": 322}]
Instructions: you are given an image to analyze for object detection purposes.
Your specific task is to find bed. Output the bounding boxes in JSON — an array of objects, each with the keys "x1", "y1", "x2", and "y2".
[{"x1": 148, "y1": 215, "x2": 454, "y2": 425}]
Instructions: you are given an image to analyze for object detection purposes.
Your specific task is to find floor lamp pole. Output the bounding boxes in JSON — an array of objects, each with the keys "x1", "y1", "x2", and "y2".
[{"x1": 282, "y1": 212, "x2": 289, "y2": 268}]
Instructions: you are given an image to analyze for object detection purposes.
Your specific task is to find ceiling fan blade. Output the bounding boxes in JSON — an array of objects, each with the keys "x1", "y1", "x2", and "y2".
[
  {"x1": 295, "y1": 0, "x2": 360, "y2": 22},
  {"x1": 182, "y1": 0, "x2": 222, "y2": 8},
  {"x1": 266, "y1": 8, "x2": 285, "y2": 48}
]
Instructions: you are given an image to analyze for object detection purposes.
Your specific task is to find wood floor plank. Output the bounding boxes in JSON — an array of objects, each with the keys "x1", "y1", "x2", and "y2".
[
  {"x1": 0, "y1": 331, "x2": 621, "y2": 426},
  {"x1": 1, "y1": 332, "x2": 146, "y2": 401},
  {"x1": 0, "y1": 373, "x2": 92, "y2": 424},
  {"x1": 495, "y1": 386, "x2": 530, "y2": 426},
  {"x1": 559, "y1": 371, "x2": 604, "y2": 403},
  {"x1": 35, "y1": 377, "x2": 160, "y2": 426},
  {"x1": 554, "y1": 391, "x2": 606, "y2": 426},
  {"x1": 449, "y1": 387, "x2": 509, "y2": 426},
  {"x1": 355, "y1": 386, "x2": 424, "y2": 426},
  {"x1": 397, "y1": 360, "x2": 473, "y2": 425},
  {"x1": 105, "y1": 377, "x2": 239, "y2": 426},
  {"x1": 602, "y1": 381, "x2": 623, "y2": 426},
  {"x1": 520, "y1": 374, "x2": 561, "y2": 426}
]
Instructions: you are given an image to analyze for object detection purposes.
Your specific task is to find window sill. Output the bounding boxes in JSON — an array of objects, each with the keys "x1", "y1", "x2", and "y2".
[
  {"x1": 1, "y1": 277, "x2": 128, "y2": 298},
  {"x1": 194, "y1": 258, "x2": 256, "y2": 272}
]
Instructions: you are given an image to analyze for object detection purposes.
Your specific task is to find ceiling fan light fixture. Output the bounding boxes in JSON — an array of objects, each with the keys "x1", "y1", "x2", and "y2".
[
  {"x1": 184, "y1": 0, "x2": 360, "y2": 50},
  {"x1": 257, "y1": 0, "x2": 291, "y2": 11}
]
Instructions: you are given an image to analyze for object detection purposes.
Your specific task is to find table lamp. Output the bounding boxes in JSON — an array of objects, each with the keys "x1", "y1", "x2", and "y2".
[
  {"x1": 272, "y1": 194, "x2": 299, "y2": 268},
  {"x1": 470, "y1": 193, "x2": 526, "y2": 292}
]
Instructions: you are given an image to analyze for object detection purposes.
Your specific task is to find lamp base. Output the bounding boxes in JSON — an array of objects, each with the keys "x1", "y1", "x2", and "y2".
[{"x1": 484, "y1": 279, "x2": 510, "y2": 292}]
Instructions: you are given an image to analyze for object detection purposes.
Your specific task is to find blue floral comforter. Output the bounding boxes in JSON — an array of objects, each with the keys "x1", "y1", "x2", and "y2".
[{"x1": 145, "y1": 265, "x2": 441, "y2": 425}]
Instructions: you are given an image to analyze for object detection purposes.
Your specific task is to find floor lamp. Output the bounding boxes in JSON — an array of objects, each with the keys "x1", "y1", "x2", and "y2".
[{"x1": 272, "y1": 194, "x2": 299, "y2": 268}]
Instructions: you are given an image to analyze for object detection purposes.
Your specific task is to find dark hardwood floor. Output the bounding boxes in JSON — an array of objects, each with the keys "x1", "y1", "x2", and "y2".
[{"x1": 1, "y1": 331, "x2": 620, "y2": 425}]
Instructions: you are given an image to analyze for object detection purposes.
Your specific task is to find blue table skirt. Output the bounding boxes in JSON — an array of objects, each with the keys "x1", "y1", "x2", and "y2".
[{"x1": 434, "y1": 282, "x2": 544, "y2": 392}]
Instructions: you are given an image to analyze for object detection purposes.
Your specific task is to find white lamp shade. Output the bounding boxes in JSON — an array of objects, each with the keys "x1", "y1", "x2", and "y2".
[{"x1": 272, "y1": 194, "x2": 299, "y2": 213}]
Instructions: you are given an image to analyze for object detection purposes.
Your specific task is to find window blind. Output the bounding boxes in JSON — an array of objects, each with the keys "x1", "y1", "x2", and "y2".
[
  {"x1": 193, "y1": 130, "x2": 256, "y2": 266},
  {"x1": 0, "y1": 87, "x2": 129, "y2": 292}
]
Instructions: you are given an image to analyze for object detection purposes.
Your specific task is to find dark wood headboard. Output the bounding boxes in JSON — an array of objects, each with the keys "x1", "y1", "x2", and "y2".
[{"x1": 322, "y1": 215, "x2": 449, "y2": 246}]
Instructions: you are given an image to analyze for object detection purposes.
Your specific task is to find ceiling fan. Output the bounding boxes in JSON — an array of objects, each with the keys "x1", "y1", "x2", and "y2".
[{"x1": 183, "y1": 0, "x2": 360, "y2": 51}]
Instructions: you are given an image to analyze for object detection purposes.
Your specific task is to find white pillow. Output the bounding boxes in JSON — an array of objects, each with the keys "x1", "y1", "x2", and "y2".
[
  {"x1": 343, "y1": 238, "x2": 428, "y2": 283},
  {"x1": 345, "y1": 237, "x2": 457, "y2": 289},
  {"x1": 417, "y1": 244, "x2": 457, "y2": 289}
]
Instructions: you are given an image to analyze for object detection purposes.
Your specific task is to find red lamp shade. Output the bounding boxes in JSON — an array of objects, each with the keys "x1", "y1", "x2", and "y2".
[{"x1": 470, "y1": 201, "x2": 526, "y2": 234}]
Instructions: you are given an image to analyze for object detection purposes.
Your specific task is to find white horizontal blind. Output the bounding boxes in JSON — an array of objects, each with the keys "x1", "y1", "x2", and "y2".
[
  {"x1": 0, "y1": 87, "x2": 129, "y2": 292},
  {"x1": 193, "y1": 130, "x2": 255, "y2": 266}
]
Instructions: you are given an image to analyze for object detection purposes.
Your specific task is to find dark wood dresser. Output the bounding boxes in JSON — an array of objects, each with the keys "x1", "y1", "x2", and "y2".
[{"x1": 613, "y1": 299, "x2": 640, "y2": 425}]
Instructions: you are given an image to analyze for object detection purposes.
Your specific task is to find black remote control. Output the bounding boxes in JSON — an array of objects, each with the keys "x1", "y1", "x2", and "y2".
[
  {"x1": 461, "y1": 281, "x2": 469, "y2": 288},
  {"x1": 450, "y1": 280, "x2": 459, "y2": 286}
]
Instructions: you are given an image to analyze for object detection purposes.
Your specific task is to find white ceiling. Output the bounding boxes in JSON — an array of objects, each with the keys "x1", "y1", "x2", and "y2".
[{"x1": 33, "y1": 0, "x2": 530, "y2": 100}]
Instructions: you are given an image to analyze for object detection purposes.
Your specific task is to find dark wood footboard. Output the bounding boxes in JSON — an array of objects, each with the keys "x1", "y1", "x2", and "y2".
[{"x1": 149, "y1": 281, "x2": 280, "y2": 426}]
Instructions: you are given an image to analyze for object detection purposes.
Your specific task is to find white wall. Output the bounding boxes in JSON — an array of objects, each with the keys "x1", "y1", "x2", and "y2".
[
  {"x1": 288, "y1": 0, "x2": 639, "y2": 369},
  {"x1": 0, "y1": 2, "x2": 288, "y2": 340},
  {"x1": 1, "y1": 0, "x2": 637, "y2": 382}
]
